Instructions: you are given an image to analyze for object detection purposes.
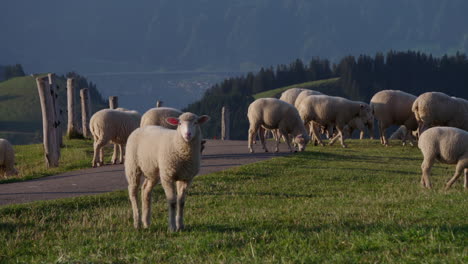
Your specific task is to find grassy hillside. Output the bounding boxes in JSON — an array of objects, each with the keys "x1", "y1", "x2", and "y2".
[
  {"x1": 0, "y1": 75, "x2": 106, "y2": 144},
  {"x1": 253, "y1": 77, "x2": 340, "y2": 99},
  {"x1": 1, "y1": 140, "x2": 466, "y2": 263}
]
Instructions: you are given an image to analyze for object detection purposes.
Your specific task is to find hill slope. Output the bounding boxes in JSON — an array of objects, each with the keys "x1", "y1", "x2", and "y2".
[{"x1": 253, "y1": 77, "x2": 341, "y2": 99}]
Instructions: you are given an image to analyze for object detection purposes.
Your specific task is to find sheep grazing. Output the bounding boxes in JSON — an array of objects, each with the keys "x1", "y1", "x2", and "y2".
[
  {"x1": 140, "y1": 107, "x2": 183, "y2": 128},
  {"x1": 0, "y1": 139, "x2": 18, "y2": 177},
  {"x1": 412, "y1": 92, "x2": 468, "y2": 134},
  {"x1": 329, "y1": 101, "x2": 374, "y2": 145},
  {"x1": 247, "y1": 98, "x2": 309, "y2": 153},
  {"x1": 298, "y1": 95, "x2": 370, "y2": 148},
  {"x1": 389, "y1": 125, "x2": 417, "y2": 144},
  {"x1": 418, "y1": 127, "x2": 468, "y2": 189},
  {"x1": 370, "y1": 90, "x2": 418, "y2": 146},
  {"x1": 90, "y1": 108, "x2": 141, "y2": 167},
  {"x1": 279, "y1": 88, "x2": 306, "y2": 105},
  {"x1": 294, "y1": 89, "x2": 323, "y2": 108},
  {"x1": 125, "y1": 112, "x2": 210, "y2": 231}
]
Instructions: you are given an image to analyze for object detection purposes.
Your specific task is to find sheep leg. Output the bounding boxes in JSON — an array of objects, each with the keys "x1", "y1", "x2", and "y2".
[
  {"x1": 421, "y1": 157, "x2": 434, "y2": 189},
  {"x1": 311, "y1": 123, "x2": 324, "y2": 146},
  {"x1": 359, "y1": 129, "x2": 364, "y2": 140},
  {"x1": 248, "y1": 125, "x2": 258, "y2": 153},
  {"x1": 119, "y1": 144, "x2": 125, "y2": 164},
  {"x1": 141, "y1": 178, "x2": 157, "y2": 228},
  {"x1": 328, "y1": 133, "x2": 340, "y2": 146},
  {"x1": 111, "y1": 144, "x2": 118, "y2": 164},
  {"x1": 378, "y1": 121, "x2": 384, "y2": 145},
  {"x1": 161, "y1": 179, "x2": 177, "y2": 232},
  {"x1": 281, "y1": 131, "x2": 295, "y2": 152},
  {"x1": 176, "y1": 180, "x2": 191, "y2": 231},
  {"x1": 336, "y1": 126, "x2": 347, "y2": 148},
  {"x1": 92, "y1": 140, "x2": 106, "y2": 167},
  {"x1": 127, "y1": 172, "x2": 142, "y2": 229},
  {"x1": 445, "y1": 159, "x2": 467, "y2": 190},
  {"x1": 274, "y1": 132, "x2": 281, "y2": 153},
  {"x1": 259, "y1": 127, "x2": 269, "y2": 152},
  {"x1": 465, "y1": 168, "x2": 467, "y2": 189}
]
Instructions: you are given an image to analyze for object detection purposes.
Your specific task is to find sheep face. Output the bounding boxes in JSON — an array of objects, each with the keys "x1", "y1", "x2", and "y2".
[
  {"x1": 294, "y1": 134, "x2": 309, "y2": 151},
  {"x1": 166, "y1": 113, "x2": 210, "y2": 142}
]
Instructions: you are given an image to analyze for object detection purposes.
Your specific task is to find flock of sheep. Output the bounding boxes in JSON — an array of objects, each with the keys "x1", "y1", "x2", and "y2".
[
  {"x1": 248, "y1": 88, "x2": 468, "y2": 191},
  {"x1": 0, "y1": 87, "x2": 466, "y2": 232}
]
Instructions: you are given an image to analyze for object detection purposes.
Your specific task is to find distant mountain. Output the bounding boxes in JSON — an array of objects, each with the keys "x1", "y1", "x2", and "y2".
[{"x1": 1, "y1": 0, "x2": 467, "y2": 74}]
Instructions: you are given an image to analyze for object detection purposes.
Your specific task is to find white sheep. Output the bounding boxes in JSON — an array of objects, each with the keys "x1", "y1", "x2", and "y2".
[
  {"x1": 294, "y1": 89, "x2": 323, "y2": 108},
  {"x1": 388, "y1": 125, "x2": 417, "y2": 144},
  {"x1": 297, "y1": 95, "x2": 370, "y2": 148},
  {"x1": 0, "y1": 139, "x2": 18, "y2": 177},
  {"x1": 125, "y1": 112, "x2": 210, "y2": 231},
  {"x1": 279, "y1": 88, "x2": 305, "y2": 105},
  {"x1": 418, "y1": 126, "x2": 468, "y2": 189},
  {"x1": 412, "y1": 92, "x2": 468, "y2": 134},
  {"x1": 247, "y1": 98, "x2": 309, "y2": 153},
  {"x1": 370, "y1": 90, "x2": 418, "y2": 146},
  {"x1": 90, "y1": 108, "x2": 141, "y2": 167},
  {"x1": 140, "y1": 107, "x2": 183, "y2": 128}
]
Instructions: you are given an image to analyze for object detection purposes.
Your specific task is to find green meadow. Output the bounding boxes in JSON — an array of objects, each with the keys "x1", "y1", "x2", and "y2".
[{"x1": 1, "y1": 140, "x2": 466, "y2": 263}]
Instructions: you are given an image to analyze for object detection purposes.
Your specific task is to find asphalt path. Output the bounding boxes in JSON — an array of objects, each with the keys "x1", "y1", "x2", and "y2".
[{"x1": 0, "y1": 140, "x2": 290, "y2": 206}]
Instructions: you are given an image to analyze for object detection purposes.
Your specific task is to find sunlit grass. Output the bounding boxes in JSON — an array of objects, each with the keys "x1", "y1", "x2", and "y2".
[{"x1": 1, "y1": 140, "x2": 466, "y2": 263}]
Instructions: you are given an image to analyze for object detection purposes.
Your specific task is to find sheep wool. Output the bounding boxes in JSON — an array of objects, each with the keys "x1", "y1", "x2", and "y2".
[
  {"x1": 247, "y1": 98, "x2": 309, "y2": 153},
  {"x1": 418, "y1": 126, "x2": 468, "y2": 189},
  {"x1": 279, "y1": 88, "x2": 306, "y2": 105},
  {"x1": 294, "y1": 89, "x2": 323, "y2": 108},
  {"x1": 0, "y1": 138, "x2": 18, "y2": 177},
  {"x1": 90, "y1": 108, "x2": 141, "y2": 167},
  {"x1": 412, "y1": 92, "x2": 468, "y2": 133},
  {"x1": 125, "y1": 112, "x2": 210, "y2": 231},
  {"x1": 140, "y1": 107, "x2": 183, "y2": 128}
]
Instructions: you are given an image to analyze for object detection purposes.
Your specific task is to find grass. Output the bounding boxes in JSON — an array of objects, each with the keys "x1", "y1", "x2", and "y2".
[
  {"x1": 252, "y1": 77, "x2": 340, "y2": 99},
  {"x1": 0, "y1": 138, "x2": 112, "y2": 184},
  {"x1": 1, "y1": 140, "x2": 467, "y2": 263}
]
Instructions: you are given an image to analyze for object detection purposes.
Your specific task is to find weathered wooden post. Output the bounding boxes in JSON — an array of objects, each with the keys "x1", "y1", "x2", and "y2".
[
  {"x1": 36, "y1": 76, "x2": 60, "y2": 168},
  {"x1": 156, "y1": 100, "x2": 163, "y2": 108},
  {"x1": 109, "y1": 96, "x2": 118, "y2": 109},
  {"x1": 48, "y1": 73, "x2": 63, "y2": 147},
  {"x1": 66, "y1": 78, "x2": 81, "y2": 138},
  {"x1": 221, "y1": 106, "x2": 230, "y2": 140},
  {"x1": 80, "y1": 88, "x2": 91, "y2": 138}
]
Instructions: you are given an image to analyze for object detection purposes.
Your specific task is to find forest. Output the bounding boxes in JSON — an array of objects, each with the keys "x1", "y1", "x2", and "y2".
[{"x1": 185, "y1": 51, "x2": 468, "y2": 139}]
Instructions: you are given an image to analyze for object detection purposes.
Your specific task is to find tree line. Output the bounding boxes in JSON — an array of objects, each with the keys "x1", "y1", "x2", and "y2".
[{"x1": 185, "y1": 51, "x2": 468, "y2": 140}]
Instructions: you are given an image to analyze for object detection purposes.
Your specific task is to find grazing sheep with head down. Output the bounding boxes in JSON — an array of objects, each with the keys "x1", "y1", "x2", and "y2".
[
  {"x1": 125, "y1": 112, "x2": 210, "y2": 231},
  {"x1": 90, "y1": 108, "x2": 141, "y2": 167},
  {"x1": 418, "y1": 126, "x2": 468, "y2": 189},
  {"x1": 370, "y1": 90, "x2": 418, "y2": 146},
  {"x1": 248, "y1": 98, "x2": 309, "y2": 153},
  {"x1": 0, "y1": 139, "x2": 18, "y2": 177},
  {"x1": 412, "y1": 92, "x2": 468, "y2": 134},
  {"x1": 297, "y1": 95, "x2": 370, "y2": 148},
  {"x1": 389, "y1": 125, "x2": 417, "y2": 144}
]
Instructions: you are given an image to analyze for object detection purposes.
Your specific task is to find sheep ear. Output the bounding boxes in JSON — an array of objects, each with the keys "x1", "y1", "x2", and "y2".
[
  {"x1": 197, "y1": 115, "x2": 210, "y2": 125},
  {"x1": 166, "y1": 117, "x2": 179, "y2": 126}
]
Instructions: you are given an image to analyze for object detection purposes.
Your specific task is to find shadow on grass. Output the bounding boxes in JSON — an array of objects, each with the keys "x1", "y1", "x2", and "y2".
[{"x1": 191, "y1": 191, "x2": 318, "y2": 199}]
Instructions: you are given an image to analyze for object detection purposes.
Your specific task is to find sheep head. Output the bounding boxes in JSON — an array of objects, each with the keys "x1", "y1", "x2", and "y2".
[
  {"x1": 166, "y1": 113, "x2": 210, "y2": 142},
  {"x1": 294, "y1": 134, "x2": 310, "y2": 152}
]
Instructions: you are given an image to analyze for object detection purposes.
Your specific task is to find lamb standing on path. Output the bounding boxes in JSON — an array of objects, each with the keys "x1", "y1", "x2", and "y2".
[
  {"x1": 297, "y1": 95, "x2": 369, "y2": 148},
  {"x1": 125, "y1": 113, "x2": 210, "y2": 231},
  {"x1": 90, "y1": 108, "x2": 141, "y2": 167},
  {"x1": 412, "y1": 92, "x2": 468, "y2": 134},
  {"x1": 418, "y1": 127, "x2": 468, "y2": 189},
  {"x1": 370, "y1": 90, "x2": 418, "y2": 146},
  {"x1": 247, "y1": 98, "x2": 309, "y2": 153},
  {"x1": 0, "y1": 139, "x2": 18, "y2": 177}
]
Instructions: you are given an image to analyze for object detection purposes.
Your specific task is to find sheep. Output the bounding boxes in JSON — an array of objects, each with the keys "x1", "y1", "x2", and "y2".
[
  {"x1": 412, "y1": 92, "x2": 468, "y2": 134},
  {"x1": 140, "y1": 107, "x2": 183, "y2": 128},
  {"x1": 279, "y1": 88, "x2": 305, "y2": 105},
  {"x1": 370, "y1": 90, "x2": 418, "y2": 146},
  {"x1": 0, "y1": 139, "x2": 18, "y2": 177},
  {"x1": 297, "y1": 95, "x2": 370, "y2": 148},
  {"x1": 247, "y1": 98, "x2": 309, "y2": 153},
  {"x1": 388, "y1": 125, "x2": 417, "y2": 144},
  {"x1": 294, "y1": 89, "x2": 323, "y2": 108},
  {"x1": 418, "y1": 126, "x2": 468, "y2": 189},
  {"x1": 125, "y1": 112, "x2": 210, "y2": 231},
  {"x1": 90, "y1": 108, "x2": 141, "y2": 167},
  {"x1": 328, "y1": 101, "x2": 374, "y2": 145}
]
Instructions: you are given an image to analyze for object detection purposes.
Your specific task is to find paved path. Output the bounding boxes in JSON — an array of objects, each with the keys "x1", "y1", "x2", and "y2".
[{"x1": 0, "y1": 140, "x2": 289, "y2": 206}]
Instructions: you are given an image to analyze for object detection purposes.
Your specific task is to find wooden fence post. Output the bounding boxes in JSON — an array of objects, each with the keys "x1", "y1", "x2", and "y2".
[
  {"x1": 221, "y1": 106, "x2": 230, "y2": 140},
  {"x1": 156, "y1": 100, "x2": 163, "y2": 108},
  {"x1": 48, "y1": 73, "x2": 63, "y2": 147},
  {"x1": 80, "y1": 88, "x2": 91, "y2": 138},
  {"x1": 109, "y1": 96, "x2": 118, "y2": 109},
  {"x1": 66, "y1": 78, "x2": 81, "y2": 138},
  {"x1": 36, "y1": 76, "x2": 60, "y2": 168}
]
